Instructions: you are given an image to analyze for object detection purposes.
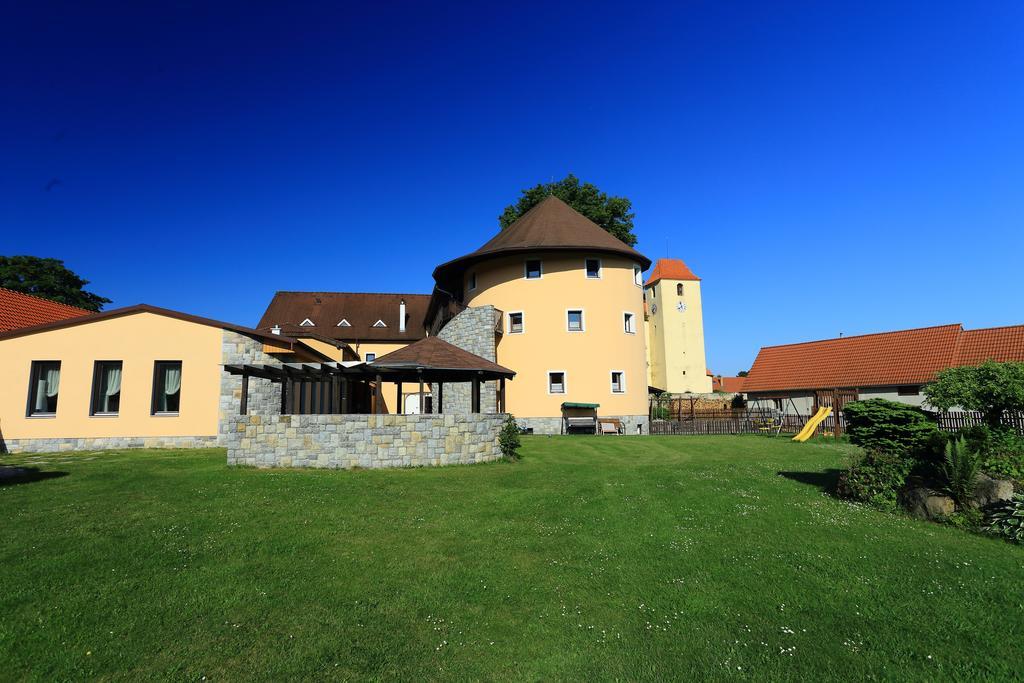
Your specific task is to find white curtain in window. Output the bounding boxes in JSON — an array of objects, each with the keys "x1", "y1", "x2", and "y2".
[
  {"x1": 35, "y1": 366, "x2": 60, "y2": 411},
  {"x1": 159, "y1": 365, "x2": 181, "y2": 411},
  {"x1": 102, "y1": 365, "x2": 121, "y2": 412}
]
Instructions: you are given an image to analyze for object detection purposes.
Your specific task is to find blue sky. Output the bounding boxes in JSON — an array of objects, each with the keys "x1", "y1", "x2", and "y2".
[{"x1": 2, "y1": 2, "x2": 1022, "y2": 375}]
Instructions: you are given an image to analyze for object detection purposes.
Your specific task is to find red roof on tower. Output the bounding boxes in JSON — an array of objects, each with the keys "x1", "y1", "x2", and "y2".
[{"x1": 645, "y1": 258, "x2": 700, "y2": 286}]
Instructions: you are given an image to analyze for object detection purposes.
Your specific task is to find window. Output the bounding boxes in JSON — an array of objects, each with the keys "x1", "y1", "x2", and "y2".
[
  {"x1": 508, "y1": 311, "x2": 524, "y2": 334},
  {"x1": 611, "y1": 371, "x2": 626, "y2": 393},
  {"x1": 90, "y1": 361, "x2": 122, "y2": 416},
  {"x1": 567, "y1": 309, "x2": 584, "y2": 332},
  {"x1": 548, "y1": 371, "x2": 566, "y2": 394},
  {"x1": 365, "y1": 352, "x2": 377, "y2": 362},
  {"x1": 468, "y1": 272, "x2": 477, "y2": 291},
  {"x1": 585, "y1": 258, "x2": 601, "y2": 279},
  {"x1": 897, "y1": 386, "x2": 920, "y2": 396},
  {"x1": 623, "y1": 312, "x2": 636, "y2": 334},
  {"x1": 372, "y1": 320, "x2": 387, "y2": 328},
  {"x1": 676, "y1": 283, "x2": 684, "y2": 296},
  {"x1": 152, "y1": 361, "x2": 182, "y2": 414},
  {"x1": 299, "y1": 318, "x2": 315, "y2": 327},
  {"x1": 27, "y1": 361, "x2": 61, "y2": 416},
  {"x1": 525, "y1": 259, "x2": 542, "y2": 279},
  {"x1": 633, "y1": 265, "x2": 642, "y2": 286},
  {"x1": 337, "y1": 319, "x2": 351, "y2": 327},
  {"x1": 649, "y1": 285, "x2": 656, "y2": 299}
]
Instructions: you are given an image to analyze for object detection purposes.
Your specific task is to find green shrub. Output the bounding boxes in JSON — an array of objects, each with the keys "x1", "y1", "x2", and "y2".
[
  {"x1": 940, "y1": 436, "x2": 981, "y2": 508},
  {"x1": 984, "y1": 494, "x2": 1024, "y2": 544},
  {"x1": 498, "y1": 415, "x2": 522, "y2": 460},
  {"x1": 962, "y1": 425, "x2": 1024, "y2": 482},
  {"x1": 836, "y1": 450, "x2": 915, "y2": 510},
  {"x1": 651, "y1": 404, "x2": 670, "y2": 420},
  {"x1": 843, "y1": 399, "x2": 942, "y2": 459}
]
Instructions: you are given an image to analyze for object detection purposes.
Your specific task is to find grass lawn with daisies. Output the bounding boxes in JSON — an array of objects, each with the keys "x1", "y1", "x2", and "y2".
[{"x1": 1, "y1": 435, "x2": 1021, "y2": 680}]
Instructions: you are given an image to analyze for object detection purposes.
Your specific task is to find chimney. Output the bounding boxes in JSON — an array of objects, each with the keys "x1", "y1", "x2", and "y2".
[
  {"x1": 399, "y1": 299, "x2": 407, "y2": 332},
  {"x1": 271, "y1": 324, "x2": 281, "y2": 335}
]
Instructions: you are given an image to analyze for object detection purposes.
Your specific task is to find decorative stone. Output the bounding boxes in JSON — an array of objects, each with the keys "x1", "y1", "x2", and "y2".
[
  {"x1": 972, "y1": 474, "x2": 1014, "y2": 509},
  {"x1": 901, "y1": 487, "x2": 955, "y2": 520}
]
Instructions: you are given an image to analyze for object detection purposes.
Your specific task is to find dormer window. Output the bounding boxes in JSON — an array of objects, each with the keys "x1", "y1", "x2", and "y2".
[
  {"x1": 337, "y1": 319, "x2": 351, "y2": 327},
  {"x1": 525, "y1": 259, "x2": 542, "y2": 279},
  {"x1": 585, "y1": 258, "x2": 601, "y2": 279},
  {"x1": 299, "y1": 318, "x2": 315, "y2": 327},
  {"x1": 372, "y1": 320, "x2": 387, "y2": 328}
]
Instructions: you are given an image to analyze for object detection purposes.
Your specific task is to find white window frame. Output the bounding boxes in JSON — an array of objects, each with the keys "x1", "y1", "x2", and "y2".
[
  {"x1": 337, "y1": 319, "x2": 351, "y2": 327},
  {"x1": 623, "y1": 311, "x2": 636, "y2": 334},
  {"x1": 566, "y1": 308, "x2": 585, "y2": 333},
  {"x1": 299, "y1": 318, "x2": 315, "y2": 327},
  {"x1": 547, "y1": 370, "x2": 567, "y2": 395},
  {"x1": 610, "y1": 370, "x2": 626, "y2": 394},
  {"x1": 468, "y1": 272, "x2": 477, "y2": 291},
  {"x1": 524, "y1": 259, "x2": 543, "y2": 280},
  {"x1": 372, "y1": 319, "x2": 387, "y2": 328},
  {"x1": 507, "y1": 310, "x2": 525, "y2": 334},
  {"x1": 633, "y1": 264, "x2": 643, "y2": 287},
  {"x1": 584, "y1": 257, "x2": 602, "y2": 279}
]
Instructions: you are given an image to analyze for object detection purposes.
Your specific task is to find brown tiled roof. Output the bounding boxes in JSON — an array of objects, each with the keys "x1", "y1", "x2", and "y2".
[
  {"x1": 370, "y1": 336, "x2": 515, "y2": 376},
  {"x1": 712, "y1": 376, "x2": 746, "y2": 393},
  {"x1": 645, "y1": 258, "x2": 700, "y2": 286},
  {"x1": 0, "y1": 287, "x2": 93, "y2": 332},
  {"x1": 957, "y1": 325, "x2": 1024, "y2": 365},
  {"x1": 433, "y1": 196, "x2": 650, "y2": 288},
  {"x1": 743, "y1": 324, "x2": 964, "y2": 392},
  {"x1": 0, "y1": 303, "x2": 325, "y2": 356},
  {"x1": 257, "y1": 292, "x2": 431, "y2": 342}
]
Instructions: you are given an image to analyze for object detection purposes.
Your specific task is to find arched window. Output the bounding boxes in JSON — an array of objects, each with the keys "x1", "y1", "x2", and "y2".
[{"x1": 676, "y1": 283, "x2": 683, "y2": 296}]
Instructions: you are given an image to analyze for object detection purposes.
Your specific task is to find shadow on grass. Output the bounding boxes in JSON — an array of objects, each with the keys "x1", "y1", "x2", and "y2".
[
  {"x1": 0, "y1": 466, "x2": 69, "y2": 487},
  {"x1": 777, "y1": 469, "x2": 844, "y2": 494}
]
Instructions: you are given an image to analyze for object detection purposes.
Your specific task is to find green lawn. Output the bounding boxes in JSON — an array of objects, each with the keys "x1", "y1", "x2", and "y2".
[{"x1": 1, "y1": 436, "x2": 1021, "y2": 681}]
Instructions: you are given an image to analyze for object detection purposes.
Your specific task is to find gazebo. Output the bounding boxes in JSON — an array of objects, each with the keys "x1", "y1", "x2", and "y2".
[{"x1": 224, "y1": 336, "x2": 514, "y2": 416}]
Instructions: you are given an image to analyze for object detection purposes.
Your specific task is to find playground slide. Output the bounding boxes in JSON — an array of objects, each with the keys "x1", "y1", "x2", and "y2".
[{"x1": 792, "y1": 406, "x2": 832, "y2": 442}]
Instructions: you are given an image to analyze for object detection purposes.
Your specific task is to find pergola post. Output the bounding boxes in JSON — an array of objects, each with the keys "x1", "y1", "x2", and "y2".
[
  {"x1": 418, "y1": 370, "x2": 425, "y2": 414},
  {"x1": 375, "y1": 374, "x2": 383, "y2": 414},
  {"x1": 471, "y1": 375, "x2": 481, "y2": 413},
  {"x1": 396, "y1": 381, "x2": 403, "y2": 414},
  {"x1": 437, "y1": 382, "x2": 444, "y2": 414},
  {"x1": 498, "y1": 377, "x2": 506, "y2": 413},
  {"x1": 340, "y1": 377, "x2": 349, "y2": 414},
  {"x1": 240, "y1": 372, "x2": 249, "y2": 415}
]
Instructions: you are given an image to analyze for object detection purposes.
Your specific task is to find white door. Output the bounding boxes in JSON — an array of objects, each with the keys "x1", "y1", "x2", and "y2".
[{"x1": 405, "y1": 393, "x2": 424, "y2": 414}]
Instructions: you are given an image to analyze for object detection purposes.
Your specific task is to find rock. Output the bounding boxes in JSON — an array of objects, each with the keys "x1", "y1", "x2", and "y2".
[
  {"x1": 901, "y1": 487, "x2": 955, "y2": 520},
  {"x1": 972, "y1": 474, "x2": 1014, "y2": 509}
]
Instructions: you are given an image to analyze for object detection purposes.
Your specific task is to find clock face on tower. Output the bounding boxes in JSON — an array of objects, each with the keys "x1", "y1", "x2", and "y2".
[
  {"x1": 650, "y1": 304, "x2": 658, "y2": 314},
  {"x1": 676, "y1": 301, "x2": 687, "y2": 312}
]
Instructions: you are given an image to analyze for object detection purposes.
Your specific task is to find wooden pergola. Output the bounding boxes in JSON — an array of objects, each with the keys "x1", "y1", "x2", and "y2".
[{"x1": 224, "y1": 336, "x2": 515, "y2": 416}]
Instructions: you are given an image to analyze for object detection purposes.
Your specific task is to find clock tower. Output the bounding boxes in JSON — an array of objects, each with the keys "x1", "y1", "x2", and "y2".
[{"x1": 644, "y1": 258, "x2": 713, "y2": 393}]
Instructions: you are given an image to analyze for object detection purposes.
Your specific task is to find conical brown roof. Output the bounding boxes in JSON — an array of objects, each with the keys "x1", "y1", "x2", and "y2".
[
  {"x1": 433, "y1": 196, "x2": 650, "y2": 288},
  {"x1": 370, "y1": 335, "x2": 515, "y2": 376}
]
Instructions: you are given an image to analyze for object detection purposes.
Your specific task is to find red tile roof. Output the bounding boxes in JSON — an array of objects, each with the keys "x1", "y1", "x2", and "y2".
[
  {"x1": 257, "y1": 292, "x2": 431, "y2": 342},
  {"x1": 957, "y1": 325, "x2": 1024, "y2": 366},
  {"x1": 370, "y1": 336, "x2": 515, "y2": 376},
  {"x1": 0, "y1": 287, "x2": 93, "y2": 332},
  {"x1": 645, "y1": 258, "x2": 700, "y2": 286},
  {"x1": 744, "y1": 323, "x2": 1024, "y2": 393},
  {"x1": 712, "y1": 376, "x2": 746, "y2": 393}
]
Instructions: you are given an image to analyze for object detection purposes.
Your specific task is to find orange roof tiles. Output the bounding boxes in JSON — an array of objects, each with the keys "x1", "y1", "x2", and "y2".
[
  {"x1": 712, "y1": 376, "x2": 746, "y2": 393},
  {"x1": 0, "y1": 287, "x2": 92, "y2": 332},
  {"x1": 957, "y1": 325, "x2": 1024, "y2": 366},
  {"x1": 645, "y1": 258, "x2": 700, "y2": 286}
]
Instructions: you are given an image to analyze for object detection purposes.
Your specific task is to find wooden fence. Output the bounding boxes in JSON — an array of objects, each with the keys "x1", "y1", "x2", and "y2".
[{"x1": 932, "y1": 411, "x2": 1024, "y2": 434}]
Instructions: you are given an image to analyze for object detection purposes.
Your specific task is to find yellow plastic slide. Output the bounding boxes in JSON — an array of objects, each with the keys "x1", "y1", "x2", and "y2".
[{"x1": 792, "y1": 406, "x2": 832, "y2": 442}]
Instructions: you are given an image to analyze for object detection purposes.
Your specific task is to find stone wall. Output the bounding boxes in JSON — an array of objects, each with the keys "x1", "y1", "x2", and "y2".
[
  {"x1": 219, "y1": 330, "x2": 282, "y2": 443},
  {"x1": 226, "y1": 413, "x2": 506, "y2": 469},
  {"x1": 431, "y1": 305, "x2": 499, "y2": 414},
  {"x1": 516, "y1": 414, "x2": 649, "y2": 435},
  {"x1": 0, "y1": 434, "x2": 219, "y2": 454}
]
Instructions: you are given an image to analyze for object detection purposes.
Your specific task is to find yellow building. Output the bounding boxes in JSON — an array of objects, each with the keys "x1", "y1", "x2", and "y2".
[
  {"x1": 0, "y1": 305, "x2": 328, "y2": 453},
  {"x1": 643, "y1": 258, "x2": 713, "y2": 394},
  {"x1": 430, "y1": 196, "x2": 652, "y2": 433}
]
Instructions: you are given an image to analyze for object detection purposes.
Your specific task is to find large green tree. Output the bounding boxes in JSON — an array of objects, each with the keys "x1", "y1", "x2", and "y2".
[
  {"x1": 0, "y1": 255, "x2": 111, "y2": 311},
  {"x1": 924, "y1": 360, "x2": 1024, "y2": 429},
  {"x1": 499, "y1": 174, "x2": 638, "y2": 246}
]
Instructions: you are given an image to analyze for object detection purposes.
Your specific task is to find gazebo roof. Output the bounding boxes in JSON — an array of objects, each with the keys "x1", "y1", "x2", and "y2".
[{"x1": 370, "y1": 336, "x2": 515, "y2": 377}]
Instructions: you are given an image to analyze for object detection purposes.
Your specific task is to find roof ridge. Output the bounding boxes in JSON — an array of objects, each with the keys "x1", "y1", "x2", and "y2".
[
  {"x1": 757, "y1": 323, "x2": 964, "y2": 351},
  {"x1": 0, "y1": 286, "x2": 93, "y2": 313},
  {"x1": 272, "y1": 291, "x2": 431, "y2": 297},
  {"x1": 962, "y1": 323, "x2": 1024, "y2": 333}
]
